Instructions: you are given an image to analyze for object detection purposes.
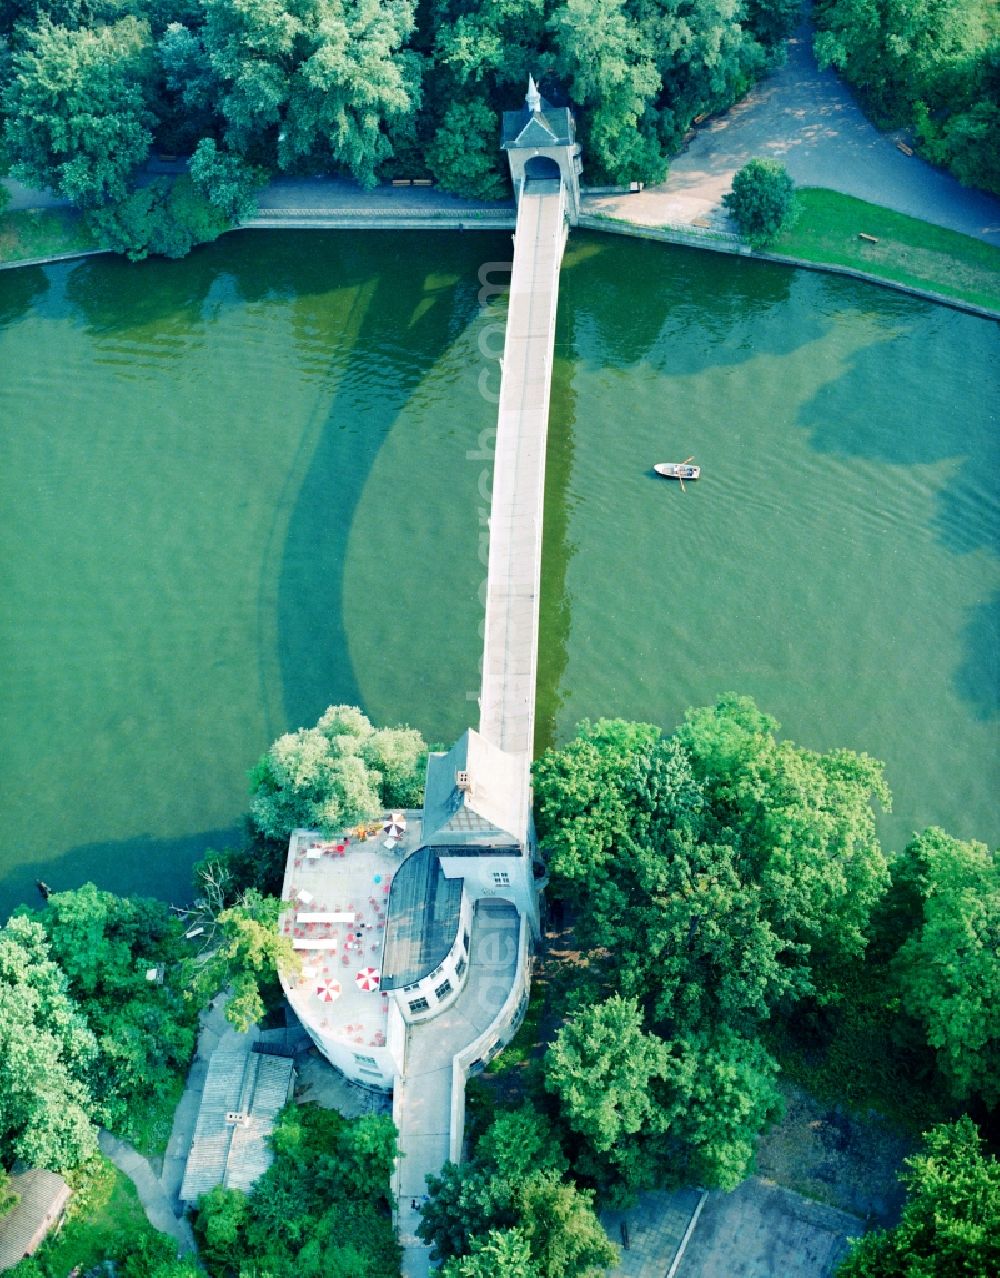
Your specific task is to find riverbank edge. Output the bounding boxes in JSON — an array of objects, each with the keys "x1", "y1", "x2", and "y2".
[
  {"x1": 3, "y1": 207, "x2": 998, "y2": 321},
  {"x1": 576, "y1": 213, "x2": 1000, "y2": 322}
]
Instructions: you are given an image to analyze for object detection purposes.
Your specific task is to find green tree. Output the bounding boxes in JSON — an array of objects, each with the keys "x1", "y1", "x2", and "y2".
[
  {"x1": 517, "y1": 1170, "x2": 617, "y2": 1278},
  {"x1": 679, "y1": 694, "x2": 890, "y2": 992},
  {"x1": 0, "y1": 916, "x2": 99, "y2": 1171},
  {"x1": 187, "y1": 889, "x2": 297, "y2": 1031},
  {"x1": 3, "y1": 15, "x2": 153, "y2": 206},
  {"x1": 441, "y1": 1228, "x2": 541, "y2": 1278},
  {"x1": 0, "y1": 1169, "x2": 16, "y2": 1218},
  {"x1": 666, "y1": 1026, "x2": 782, "y2": 1190},
  {"x1": 249, "y1": 704, "x2": 426, "y2": 840},
  {"x1": 814, "y1": 0, "x2": 978, "y2": 124},
  {"x1": 26, "y1": 883, "x2": 198, "y2": 1140},
  {"x1": 194, "y1": 1184, "x2": 249, "y2": 1271},
  {"x1": 420, "y1": 1107, "x2": 584, "y2": 1268},
  {"x1": 837, "y1": 1116, "x2": 1000, "y2": 1277},
  {"x1": 545, "y1": 996, "x2": 672, "y2": 1153},
  {"x1": 425, "y1": 99, "x2": 508, "y2": 200},
  {"x1": 723, "y1": 157, "x2": 798, "y2": 247},
  {"x1": 550, "y1": 0, "x2": 664, "y2": 184},
  {"x1": 165, "y1": 0, "x2": 419, "y2": 188},
  {"x1": 420, "y1": 1162, "x2": 516, "y2": 1264},
  {"x1": 189, "y1": 137, "x2": 265, "y2": 221},
  {"x1": 890, "y1": 828, "x2": 999, "y2": 1106},
  {"x1": 533, "y1": 718, "x2": 666, "y2": 897}
]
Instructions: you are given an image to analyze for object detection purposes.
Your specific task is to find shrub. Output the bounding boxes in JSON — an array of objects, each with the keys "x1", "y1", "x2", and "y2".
[{"x1": 723, "y1": 158, "x2": 798, "y2": 248}]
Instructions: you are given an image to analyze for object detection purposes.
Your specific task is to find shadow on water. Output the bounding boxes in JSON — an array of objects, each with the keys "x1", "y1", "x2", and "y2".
[
  {"x1": 954, "y1": 592, "x2": 1000, "y2": 722},
  {"x1": 0, "y1": 265, "x2": 49, "y2": 326},
  {"x1": 793, "y1": 297, "x2": 999, "y2": 720},
  {"x1": 536, "y1": 302, "x2": 579, "y2": 755},
  {"x1": 795, "y1": 303, "x2": 999, "y2": 552},
  {"x1": 563, "y1": 232, "x2": 809, "y2": 371},
  {"x1": 0, "y1": 825, "x2": 242, "y2": 921},
  {"x1": 272, "y1": 231, "x2": 508, "y2": 733}
]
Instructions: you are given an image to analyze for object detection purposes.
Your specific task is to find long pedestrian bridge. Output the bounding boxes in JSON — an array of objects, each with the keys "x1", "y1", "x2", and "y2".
[
  {"x1": 478, "y1": 174, "x2": 567, "y2": 756},
  {"x1": 271, "y1": 81, "x2": 582, "y2": 1278},
  {"x1": 393, "y1": 84, "x2": 581, "y2": 1277}
]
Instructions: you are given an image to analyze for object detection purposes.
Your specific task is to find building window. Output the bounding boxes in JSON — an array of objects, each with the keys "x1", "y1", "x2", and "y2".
[
  {"x1": 463, "y1": 929, "x2": 470, "y2": 952},
  {"x1": 455, "y1": 956, "x2": 467, "y2": 979},
  {"x1": 408, "y1": 997, "x2": 430, "y2": 1013},
  {"x1": 403, "y1": 982, "x2": 419, "y2": 992},
  {"x1": 492, "y1": 871, "x2": 510, "y2": 887},
  {"x1": 354, "y1": 1053, "x2": 377, "y2": 1066},
  {"x1": 434, "y1": 979, "x2": 453, "y2": 1001}
]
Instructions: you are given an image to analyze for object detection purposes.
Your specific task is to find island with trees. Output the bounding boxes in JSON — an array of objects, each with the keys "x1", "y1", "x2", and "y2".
[{"x1": 2, "y1": 696, "x2": 997, "y2": 1275}]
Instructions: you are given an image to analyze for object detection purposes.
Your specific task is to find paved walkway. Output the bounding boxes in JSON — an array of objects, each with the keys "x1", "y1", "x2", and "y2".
[
  {"x1": 98, "y1": 1131, "x2": 196, "y2": 1254},
  {"x1": 395, "y1": 900, "x2": 521, "y2": 1278},
  {"x1": 675, "y1": 1177, "x2": 863, "y2": 1278},
  {"x1": 479, "y1": 178, "x2": 566, "y2": 756},
  {"x1": 583, "y1": 10, "x2": 1000, "y2": 246}
]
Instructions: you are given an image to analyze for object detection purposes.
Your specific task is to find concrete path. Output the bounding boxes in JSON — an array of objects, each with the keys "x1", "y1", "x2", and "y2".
[
  {"x1": 98, "y1": 1131, "x2": 196, "y2": 1254},
  {"x1": 675, "y1": 1177, "x2": 863, "y2": 1278},
  {"x1": 583, "y1": 10, "x2": 1000, "y2": 246},
  {"x1": 479, "y1": 178, "x2": 566, "y2": 756},
  {"x1": 395, "y1": 900, "x2": 521, "y2": 1278}
]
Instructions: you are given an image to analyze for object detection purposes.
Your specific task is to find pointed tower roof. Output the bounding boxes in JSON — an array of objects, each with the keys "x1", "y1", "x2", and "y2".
[{"x1": 502, "y1": 86, "x2": 575, "y2": 151}]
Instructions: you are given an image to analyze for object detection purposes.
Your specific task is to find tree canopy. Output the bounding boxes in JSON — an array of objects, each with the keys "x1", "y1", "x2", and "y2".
[
  {"x1": 22, "y1": 884, "x2": 199, "y2": 1142},
  {"x1": 889, "y1": 828, "x2": 999, "y2": 1107},
  {"x1": 193, "y1": 1102, "x2": 401, "y2": 1278},
  {"x1": 814, "y1": 0, "x2": 1000, "y2": 194},
  {"x1": 530, "y1": 696, "x2": 895, "y2": 1203},
  {"x1": 836, "y1": 1116, "x2": 1000, "y2": 1277},
  {"x1": 723, "y1": 157, "x2": 798, "y2": 246},
  {"x1": 419, "y1": 1105, "x2": 615, "y2": 1276},
  {"x1": 249, "y1": 703, "x2": 427, "y2": 840},
  {"x1": 0, "y1": 0, "x2": 811, "y2": 258},
  {"x1": 0, "y1": 915, "x2": 99, "y2": 1171}
]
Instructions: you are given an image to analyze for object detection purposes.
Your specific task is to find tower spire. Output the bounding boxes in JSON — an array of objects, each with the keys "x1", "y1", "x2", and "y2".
[{"x1": 526, "y1": 74, "x2": 541, "y2": 114}]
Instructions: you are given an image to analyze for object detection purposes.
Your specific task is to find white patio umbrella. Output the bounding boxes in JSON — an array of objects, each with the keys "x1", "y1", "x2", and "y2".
[{"x1": 316, "y1": 978, "x2": 342, "y2": 1002}]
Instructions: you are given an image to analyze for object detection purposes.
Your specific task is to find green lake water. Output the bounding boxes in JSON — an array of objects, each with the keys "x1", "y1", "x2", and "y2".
[{"x1": 1, "y1": 231, "x2": 996, "y2": 918}]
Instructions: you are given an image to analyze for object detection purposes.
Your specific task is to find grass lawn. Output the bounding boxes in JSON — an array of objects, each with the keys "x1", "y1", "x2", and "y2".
[
  {"x1": 0, "y1": 207, "x2": 106, "y2": 265},
  {"x1": 16, "y1": 1155, "x2": 163, "y2": 1276},
  {"x1": 128, "y1": 1073, "x2": 186, "y2": 1162},
  {"x1": 770, "y1": 188, "x2": 1000, "y2": 311}
]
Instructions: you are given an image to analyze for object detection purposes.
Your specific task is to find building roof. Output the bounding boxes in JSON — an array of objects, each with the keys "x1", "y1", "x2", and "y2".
[
  {"x1": 502, "y1": 98, "x2": 575, "y2": 150},
  {"x1": 421, "y1": 730, "x2": 530, "y2": 849},
  {"x1": 381, "y1": 845, "x2": 463, "y2": 990},
  {"x1": 180, "y1": 1045, "x2": 294, "y2": 1203},
  {"x1": 0, "y1": 1170, "x2": 71, "y2": 1271}
]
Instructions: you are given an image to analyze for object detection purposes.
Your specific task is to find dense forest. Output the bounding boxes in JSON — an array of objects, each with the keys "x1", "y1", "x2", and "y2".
[
  {"x1": 813, "y1": 0, "x2": 1000, "y2": 195},
  {"x1": 3, "y1": 2, "x2": 996, "y2": 261},
  {"x1": 0, "y1": 0, "x2": 795, "y2": 257}
]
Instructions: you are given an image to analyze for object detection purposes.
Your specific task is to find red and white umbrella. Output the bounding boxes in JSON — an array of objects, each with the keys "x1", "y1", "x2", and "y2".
[
  {"x1": 356, "y1": 967, "x2": 380, "y2": 992},
  {"x1": 316, "y1": 978, "x2": 342, "y2": 1002}
]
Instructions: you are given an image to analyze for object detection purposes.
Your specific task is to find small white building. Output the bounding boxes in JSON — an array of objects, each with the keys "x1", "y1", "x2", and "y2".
[{"x1": 278, "y1": 728, "x2": 544, "y2": 1091}]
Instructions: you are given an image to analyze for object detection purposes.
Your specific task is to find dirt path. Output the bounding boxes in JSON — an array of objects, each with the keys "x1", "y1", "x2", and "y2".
[{"x1": 583, "y1": 10, "x2": 1000, "y2": 246}]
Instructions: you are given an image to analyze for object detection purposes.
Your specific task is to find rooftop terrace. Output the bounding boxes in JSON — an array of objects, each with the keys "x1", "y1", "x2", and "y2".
[{"x1": 280, "y1": 819, "x2": 423, "y2": 1051}]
